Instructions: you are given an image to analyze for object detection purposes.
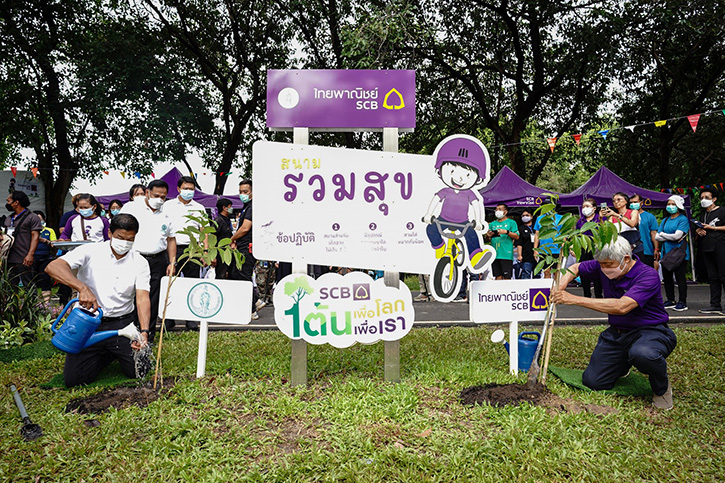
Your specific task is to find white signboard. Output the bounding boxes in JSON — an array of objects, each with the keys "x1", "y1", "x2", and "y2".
[
  {"x1": 469, "y1": 279, "x2": 553, "y2": 323},
  {"x1": 159, "y1": 277, "x2": 253, "y2": 325},
  {"x1": 253, "y1": 141, "x2": 439, "y2": 273},
  {"x1": 273, "y1": 272, "x2": 414, "y2": 348}
]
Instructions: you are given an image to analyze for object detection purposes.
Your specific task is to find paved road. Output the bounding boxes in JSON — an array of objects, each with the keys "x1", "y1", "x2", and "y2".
[{"x1": 178, "y1": 283, "x2": 724, "y2": 332}]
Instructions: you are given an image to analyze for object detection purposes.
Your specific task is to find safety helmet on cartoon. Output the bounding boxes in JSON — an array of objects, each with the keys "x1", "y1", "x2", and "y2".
[{"x1": 433, "y1": 135, "x2": 490, "y2": 181}]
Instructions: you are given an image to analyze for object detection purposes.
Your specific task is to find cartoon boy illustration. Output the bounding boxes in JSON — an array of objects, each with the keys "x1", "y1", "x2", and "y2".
[{"x1": 422, "y1": 135, "x2": 496, "y2": 275}]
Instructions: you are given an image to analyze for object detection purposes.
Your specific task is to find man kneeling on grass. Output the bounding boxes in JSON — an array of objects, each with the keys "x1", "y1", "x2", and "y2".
[
  {"x1": 550, "y1": 236, "x2": 677, "y2": 410},
  {"x1": 45, "y1": 214, "x2": 152, "y2": 387}
]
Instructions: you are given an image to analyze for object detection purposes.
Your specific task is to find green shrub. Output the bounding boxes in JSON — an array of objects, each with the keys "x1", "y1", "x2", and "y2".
[{"x1": 0, "y1": 266, "x2": 54, "y2": 348}]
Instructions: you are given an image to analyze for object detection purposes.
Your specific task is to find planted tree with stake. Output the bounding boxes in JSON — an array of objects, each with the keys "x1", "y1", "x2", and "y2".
[
  {"x1": 153, "y1": 213, "x2": 243, "y2": 388},
  {"x1": 528, "y1": 197, "x2": 619, "y2": 386}
]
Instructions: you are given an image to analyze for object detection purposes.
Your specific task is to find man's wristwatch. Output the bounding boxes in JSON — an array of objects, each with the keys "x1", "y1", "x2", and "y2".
[{"x1": 140, "y1": 329, "x2": 150, "y2": 335}]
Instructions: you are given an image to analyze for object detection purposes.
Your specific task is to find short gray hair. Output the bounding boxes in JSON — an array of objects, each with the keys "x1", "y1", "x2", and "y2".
[{"x1": 594, "y1": 236, "x2": 631, "y2": 264}]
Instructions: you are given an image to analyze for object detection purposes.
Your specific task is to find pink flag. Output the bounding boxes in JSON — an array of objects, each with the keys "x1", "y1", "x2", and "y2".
[{"x1": 687, "y1": 114, "x2": 701, "y2": 133}]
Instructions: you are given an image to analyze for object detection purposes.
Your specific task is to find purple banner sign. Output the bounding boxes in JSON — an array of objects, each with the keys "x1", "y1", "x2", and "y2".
[{"x1": 267, "y1": 70, "x2": 416, "y2": 131}]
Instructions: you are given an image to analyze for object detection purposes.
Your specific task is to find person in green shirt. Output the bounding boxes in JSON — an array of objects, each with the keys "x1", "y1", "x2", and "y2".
[{"x1": 486, "y1": 203, "x2": 519, "y2": 279}]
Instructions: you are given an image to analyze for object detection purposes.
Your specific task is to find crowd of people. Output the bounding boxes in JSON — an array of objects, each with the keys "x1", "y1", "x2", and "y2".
[{"x1": 410, "y1": 190, "x2": 725, "y2": 314}]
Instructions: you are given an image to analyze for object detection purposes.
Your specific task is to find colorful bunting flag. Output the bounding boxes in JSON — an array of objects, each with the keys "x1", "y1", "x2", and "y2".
[
  {"x1": 687, "y1": 114, "x2": 701, "y2": 133},
  {"x1": 625, "y1": 125, "x2": 636, "y2": 133},
  {"x1": 10, "y1": 166, "x2": 17, "y2": 176},
  {"x1": 103, "y1": 170, "x2": 109, "y2": 175},
  {"x1": 598, "y1": 130, "x2": 609, "y2": 140},
  {"x1": 572, "y1": 134, "x2": 582, "y2": 146},
  {"x1": 31, "y1": 167, "x2": 38, "y2": 178},
  {"x1": 654, "y1": 120, "x2": 667, "y2": 127},
  {"x1": 151, "y1": 172, "x2": 155, "y2": 178},
  {"x1": 547, "y1": 138, "x2": 557, "y2": 152},
  {"x1": 121, "y1": 172, "x2": 126, "y2": 179}
]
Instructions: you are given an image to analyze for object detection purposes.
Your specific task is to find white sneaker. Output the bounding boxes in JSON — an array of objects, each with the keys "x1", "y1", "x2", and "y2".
[
  {"x1": 251, "y1": 311, "x2": 259, "y2": 320},
  {"x1": 652, "y1": 381, "x2": 673, "y2": 410},
  {"x1": 255, "y1": 300, "x2": 266, "y2": 310}
]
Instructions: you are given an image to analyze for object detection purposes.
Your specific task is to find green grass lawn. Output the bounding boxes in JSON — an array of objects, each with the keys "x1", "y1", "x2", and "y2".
[{"x1": 1, "y1": 325, "x2": 724, "y2": 482}]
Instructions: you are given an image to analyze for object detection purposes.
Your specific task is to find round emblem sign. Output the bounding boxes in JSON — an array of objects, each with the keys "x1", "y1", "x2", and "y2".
[{"x1": 187, "y1": 282, "x2": 223, "y2": 319}]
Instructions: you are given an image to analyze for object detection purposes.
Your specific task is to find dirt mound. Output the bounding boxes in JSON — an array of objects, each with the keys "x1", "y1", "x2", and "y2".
[
  {"x1": 460, "y1": 383, "x2": 616, "y2": 415},
  {"x1": 65, "y1": 378, "x2": 179, "y2": 414}
]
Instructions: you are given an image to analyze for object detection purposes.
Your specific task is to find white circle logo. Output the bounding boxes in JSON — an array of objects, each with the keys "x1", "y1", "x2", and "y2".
[
  {"x1": 187, "y1": 282, "x2": 223, "y2": 319},
  {"x1": 278, "y1": 87, "x2": 300, "y2": 109}
]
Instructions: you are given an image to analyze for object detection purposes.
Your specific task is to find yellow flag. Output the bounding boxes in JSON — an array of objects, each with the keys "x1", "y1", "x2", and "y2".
[{"x1": 655, "y1": 120, "x2": 667, "y2": 127}]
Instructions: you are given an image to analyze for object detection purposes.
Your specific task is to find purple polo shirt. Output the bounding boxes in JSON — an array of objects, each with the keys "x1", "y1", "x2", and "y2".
[{"x1": 578, "y1": 258, "x2": 669, "y2": 330}]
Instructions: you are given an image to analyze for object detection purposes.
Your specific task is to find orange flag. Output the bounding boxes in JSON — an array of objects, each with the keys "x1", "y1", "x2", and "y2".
[
  {"x1": 572, "y1": 134, "x2": 582, "y2": 146},
  {"x1": 547, "y1": 137, "x2": 557, "y2": 153},
  {"x1": 31, "y1": 167, "x2": 38, "y2": 178}
]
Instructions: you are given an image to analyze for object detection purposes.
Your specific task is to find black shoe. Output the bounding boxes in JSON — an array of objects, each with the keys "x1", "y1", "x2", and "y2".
[
  {"x1": 699, "y1": 307, "x2": 724, "y2": 315},
  {"x1": 165, "y1": 319, "x2": 176, "y2": 330},
  {"x1": 185, "y1": 321, "x2": 199, "y2": 330}
]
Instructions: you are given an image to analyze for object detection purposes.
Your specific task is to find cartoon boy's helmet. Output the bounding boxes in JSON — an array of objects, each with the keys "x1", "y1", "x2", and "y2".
[{"x1": 433, "y1": 135, "x2": 490, "y2": 180}]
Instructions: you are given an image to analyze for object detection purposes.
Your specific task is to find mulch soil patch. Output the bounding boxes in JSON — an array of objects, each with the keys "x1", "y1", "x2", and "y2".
[
  {"x1": 65, "y1": 377, "x2": 181, "y2": 414},
  {"x1": 460, "y1": 383, "x2": 617, "y2": 415}
]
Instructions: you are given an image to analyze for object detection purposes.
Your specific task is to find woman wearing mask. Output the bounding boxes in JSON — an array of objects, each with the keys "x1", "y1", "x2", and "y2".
[
  {"x1": 107, "y1": 199, "x2": 123, "y2": 219},
  {"x1": 575, "y1": 198, "x2": 603, "y2": 298},
  {"x1": 515, "y1": 210, "x2": 536, "y2": 279},
  {"x1": 129, "y1": 184, "x2": 146, "y2": 203},
  {"x1": 601, "y1": 192, "x2": 643, "y2": 255},
  {"x1": 59, "y1": 193, "x2": 110, "y2": 242},
  {"x1": 655, "y1": 195, "x2": 690, "y2": 311}
]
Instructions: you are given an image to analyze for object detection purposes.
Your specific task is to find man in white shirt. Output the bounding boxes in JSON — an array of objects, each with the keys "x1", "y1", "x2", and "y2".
[
  {"x1": 45, "y1": 214, "x2": 151, "y2": 387},
  {"x1": 119, "y1": 179, "x2": 176, "y2": 340},
  {"x1": 162, "y1": 176, "x2": 207, "y2": 330}
]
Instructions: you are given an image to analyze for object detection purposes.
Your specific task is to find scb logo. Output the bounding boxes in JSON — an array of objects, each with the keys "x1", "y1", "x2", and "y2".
[{"x1": 319, "y1": 283, "x2": 371, "y2": 301}]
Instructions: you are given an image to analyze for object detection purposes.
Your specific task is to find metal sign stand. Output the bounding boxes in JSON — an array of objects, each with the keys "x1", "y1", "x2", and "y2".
[
  {"x1": 509, "y1": 320, "x2": 519, "y2": 376},
  {"x1": 287, "y1": 127, "x2": 402, "y2": 385},
  {"x1": 196, "y1": 318, "x2": 208, "y2": 378},
  {"x1": 383, "y1": 127, "x2": 400, "y2": 383},
  {"x1": 290, "y1": 127, "x2": 309, "y2": 387}
]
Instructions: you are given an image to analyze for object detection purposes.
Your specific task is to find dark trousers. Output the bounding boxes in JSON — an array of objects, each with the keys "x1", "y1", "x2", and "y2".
[
  {"x1": 8, "y1": 263, "x2": 34, "y2": 288},
  {"x1": 144, "y1": 252, "x2": 168, "y2": 339},
  {"x1": 703, "y1": 249, "x2": 725, "y2": 309},
  {"x1": 662, "y1": 260, "x2": 688, "y2": 303},
  {"x1": 33, "y1": 256, "x2": 54, "y2": 291},
  {"x1": 63, "y1": 314, "x2": 137, "y2": 387},
  {"x1": 175, "y1": 245, "x2": 200, "y2": 279},
  {"x1": 639, "y1": 253, "x2": 655, "y2": 268},
  {"x1": 230, "y1": 249, "x2": 258, "y2": 307},
  {"x1": 583, "y1": 324, "x2": 677, "y2": 396},
  {"x1": 579, "y1": 250, "x2": 603, "y2": 298}
]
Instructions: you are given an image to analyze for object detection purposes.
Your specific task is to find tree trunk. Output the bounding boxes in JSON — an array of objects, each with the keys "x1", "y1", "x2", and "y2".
[{"x1": 213, "y1": 119, "x2": 245, "y2": 194}]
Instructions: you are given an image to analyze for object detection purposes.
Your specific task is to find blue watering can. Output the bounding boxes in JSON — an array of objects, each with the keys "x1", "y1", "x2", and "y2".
[
  {"x1": 491, "y1": 329, "x2": 541, "y2": 372},
  {"x1": 51, "y1": 298, "x2": 139, "y2": 354}
]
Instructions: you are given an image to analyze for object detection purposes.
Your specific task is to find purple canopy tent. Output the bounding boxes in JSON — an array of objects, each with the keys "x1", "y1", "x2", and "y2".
[
  {"x1": 478, "y1": 166, "x2": 559, "y2": 209},
  {"x1": 559, "y1": 166, "x2": 694, "y2": 277},
  {"x1": 558, "y1": 166, "x2": 690, "y2": 210},
  {"x1": 95, "y1": 167, "x2": 244, "y2": 212}
]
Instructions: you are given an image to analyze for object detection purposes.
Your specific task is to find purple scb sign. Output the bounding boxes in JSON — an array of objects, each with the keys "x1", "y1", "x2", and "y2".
[{"x1": 266, "y1": 70, "x2": 416, "y2": 130}]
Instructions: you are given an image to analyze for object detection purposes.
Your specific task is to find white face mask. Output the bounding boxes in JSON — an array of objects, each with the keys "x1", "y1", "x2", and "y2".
[
  {"x1": 495, "y1": 210, "x2": 505, "y2": 219},
  {"x1": 111, "y1": 237, "x2": 133, "y2": 255},
  {"x1": 582, "y1": 207, "x2": 594, "y2": 217},
  {"x1": 701, "y1": 199, "x2": 714, "y2": 209},
  {"x1": 521, "y1": 215, "x2": 532, "y2": 223},
  {"x1": 601, "y1": 259, "x2": 628, "y2": 279},
  {"x1": 147, "y1": 197, "x2": 165, "y2": 210},
  {"x1": 180, "y1": 189, "x2": 194, "y2": 201}
]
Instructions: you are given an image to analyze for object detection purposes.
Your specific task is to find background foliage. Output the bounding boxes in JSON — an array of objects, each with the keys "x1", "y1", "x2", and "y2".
[{"x1": 1, "y1": 0, "x2": 724, "y2": 226}]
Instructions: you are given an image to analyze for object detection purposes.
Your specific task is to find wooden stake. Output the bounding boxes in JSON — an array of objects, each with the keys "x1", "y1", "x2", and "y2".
[{"x1": 539, "y1": 251, "x2": 565, "y2": 385}]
